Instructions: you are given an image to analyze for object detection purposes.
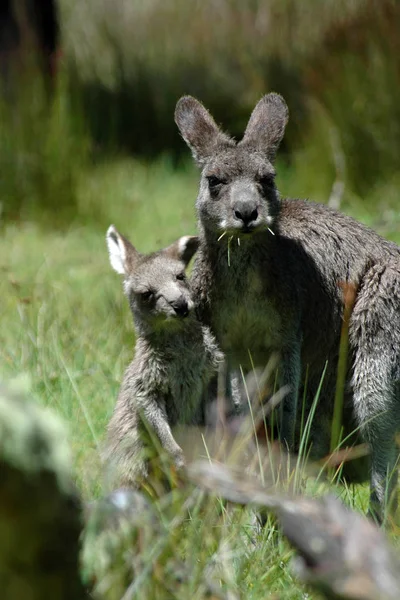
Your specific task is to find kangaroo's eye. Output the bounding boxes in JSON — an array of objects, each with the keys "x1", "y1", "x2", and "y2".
[
  {"x1": 176, "y1": 273, "x2": 186, "y2": 281},
  {"x1": 258, "y1": 174, "x2": 275, "y2": 189},
  {"x1": 141, "y1": 290, "x2": 153, "y2": 301},
  {"x1": 207, "y1": 175, "x2": 226, "y2": 188}
]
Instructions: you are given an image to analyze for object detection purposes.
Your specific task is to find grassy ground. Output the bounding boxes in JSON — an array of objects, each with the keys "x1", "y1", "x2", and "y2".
[{"x1": 1, "y1": 155, "x2": 399, "y2": 598}]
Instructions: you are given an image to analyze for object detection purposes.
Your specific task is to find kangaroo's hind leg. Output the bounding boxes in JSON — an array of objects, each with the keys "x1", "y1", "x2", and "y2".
[
  {"x1": 350, "y1": 260, "x2": 400, "y2": 522},
  {"x1": 352, "y1": 355, "x2": 399, "y2": 521}
]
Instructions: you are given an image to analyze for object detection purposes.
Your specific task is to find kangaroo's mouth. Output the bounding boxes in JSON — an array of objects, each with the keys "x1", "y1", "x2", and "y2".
[
  {"x1": 152, "y1": 313, "x2": 191, "y2": 331},
  {"x1": 232, "y1": 222, "x2": 260, "y2": 236},
  {"x1": 164, "y1": 306, "x2": 193, "y2": 321},
  {"x1": 238, "y1": 222, "x2": 275, "y2": 237},
  {"x1": 240, "y1": 224, "x2": 257, "y2": 234},
  {"x1": 220, "y1": 223, "x2": 259, "y2": 237},
  {"x1": 170, "y1": 310, "x2": 189, "y2": 319}
]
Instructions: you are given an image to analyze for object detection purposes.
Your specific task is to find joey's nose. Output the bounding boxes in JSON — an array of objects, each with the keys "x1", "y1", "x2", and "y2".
[
  {"x1": 172, "y1": 297, "x2": 189, "y2": 318},
  {"x1": 233, "y1": 204, "x2": 258, "y2": 227}
]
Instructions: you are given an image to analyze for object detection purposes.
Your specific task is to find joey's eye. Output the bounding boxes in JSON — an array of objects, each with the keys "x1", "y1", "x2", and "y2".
[
  {"x1": 207, "y1": 175, "x2": 226, "y2": 188},
  {"x1": 176, "y1": 273, "x2": 186, "y2": 281},
  {"x1": 141, "y1": 290, "x2": 153, "y2": 301}
]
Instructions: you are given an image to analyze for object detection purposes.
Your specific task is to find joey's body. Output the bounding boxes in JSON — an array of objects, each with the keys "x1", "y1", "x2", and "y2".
[
  {"x1": 105, "y1": 318, "x2": 221, "y2": 486},
  {"x1": 104, "y1": 227, "x2": 222, "y2": 488},
  {"x1": 175, "y1": 93, "x2": 400, "y2": 518}
]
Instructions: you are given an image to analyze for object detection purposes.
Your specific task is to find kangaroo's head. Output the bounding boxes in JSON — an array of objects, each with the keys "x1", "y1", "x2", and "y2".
[
  {"x1": 175, "y1": 94, "x2": 288, "y2": 241},
  {"x1": 106, "y1": 226, "x2": 199, "y2": 331}
]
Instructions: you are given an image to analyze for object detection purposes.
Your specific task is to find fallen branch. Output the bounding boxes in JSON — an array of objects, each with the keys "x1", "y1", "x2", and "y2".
[{"x1": 189, "y1": 460, "x2": 400, "y2": 600}]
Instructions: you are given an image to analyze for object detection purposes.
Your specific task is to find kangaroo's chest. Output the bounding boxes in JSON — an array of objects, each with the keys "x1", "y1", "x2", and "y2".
[{"x1": 212, "y1": 265, "x2": 284, "y2": 369}]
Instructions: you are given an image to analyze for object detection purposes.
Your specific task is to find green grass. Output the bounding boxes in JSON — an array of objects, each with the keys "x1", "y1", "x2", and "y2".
[{"x1": 1, "y1": 156, "x2": 399, "y2": 598}]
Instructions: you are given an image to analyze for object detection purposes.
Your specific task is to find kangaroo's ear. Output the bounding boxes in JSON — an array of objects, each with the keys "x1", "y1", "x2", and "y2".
[
  {"x1": 175, "y1": 96, "x2": 231, "y2": 166},
  {"x1": 106, "y1": 225, "x2": 139, "y2": 275},
  {"x1": 240, "y1": 93, "x2": 288, "y2": 162},
  {"x1": 165, "y1": 235, "x2": 200, "y2": 266}
]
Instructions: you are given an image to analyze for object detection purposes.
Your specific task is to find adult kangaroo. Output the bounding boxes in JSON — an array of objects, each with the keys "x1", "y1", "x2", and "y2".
[{"x1": 175, "y1": 93, "x2": 400, "y2": 520}]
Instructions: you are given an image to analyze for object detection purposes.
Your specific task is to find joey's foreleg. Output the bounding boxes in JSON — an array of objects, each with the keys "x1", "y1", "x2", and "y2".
[{"x1": 140, "y1": 399, "x2": 185, "y2": 468}]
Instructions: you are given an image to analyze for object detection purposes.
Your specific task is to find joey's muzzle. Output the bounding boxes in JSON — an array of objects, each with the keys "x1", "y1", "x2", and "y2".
[{"x1": 171, "y1": 296, "x2": 190, "y2": 318}]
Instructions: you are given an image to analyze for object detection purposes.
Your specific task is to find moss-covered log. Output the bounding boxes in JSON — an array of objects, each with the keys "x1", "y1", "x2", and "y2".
[{"x1": 0, "y1": 382, "x2": 87, "y2": 599}]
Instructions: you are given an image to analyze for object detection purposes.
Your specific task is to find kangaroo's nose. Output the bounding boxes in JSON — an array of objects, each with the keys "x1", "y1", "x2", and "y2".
[
  {"x1": 233, "y1": 203, "x2": 258, "y2": 227},
  {"x1": 172, "y1": 297, "x2": 189, "y2": 317}
]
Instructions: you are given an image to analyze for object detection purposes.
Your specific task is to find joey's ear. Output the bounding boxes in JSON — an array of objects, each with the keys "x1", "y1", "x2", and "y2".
[
  {"x1": 175, "y1": 96, "x2": 231, "y2": 166},
  {"x1": 106, "y1": 225, "x2": 139, "y2": 275},
  {"x1": 240, "y1": 93, "x2": 288, "y2": 161},
  {"x1": 164, "y1": 235, "x2": 200, "y2": 266}
]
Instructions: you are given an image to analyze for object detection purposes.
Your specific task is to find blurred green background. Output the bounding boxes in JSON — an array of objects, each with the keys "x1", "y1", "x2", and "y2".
[{"x1": 0, "y1": 0, "x2": 399, "y2": 231}]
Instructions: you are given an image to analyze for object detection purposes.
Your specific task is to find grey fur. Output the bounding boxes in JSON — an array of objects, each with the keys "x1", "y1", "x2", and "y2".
[
  {"x1": 175, "y1": 93, "x2": 400, "y2": 517},
  {"x1": 350, "y1": 259, "x2": 400, "y2": 515},
  {"x1": 103, "y1": 226, "x2": 222, "y2": 488}
]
